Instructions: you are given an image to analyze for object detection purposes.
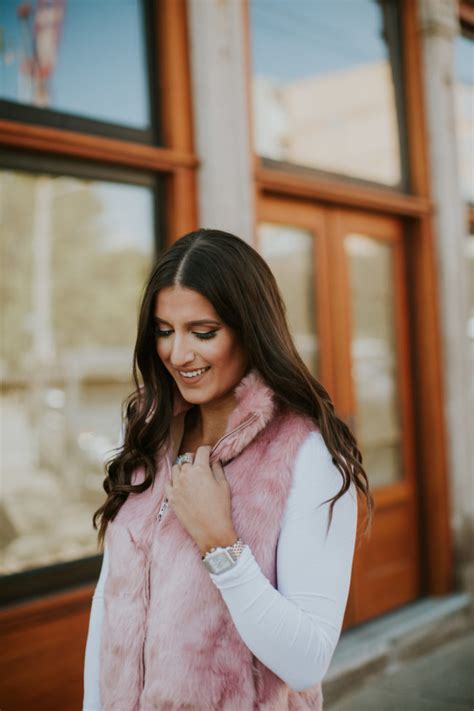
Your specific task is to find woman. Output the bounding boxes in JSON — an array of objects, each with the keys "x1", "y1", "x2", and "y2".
[{"x1": 83, "y1": 228, "x2": 373, "y2": 710}]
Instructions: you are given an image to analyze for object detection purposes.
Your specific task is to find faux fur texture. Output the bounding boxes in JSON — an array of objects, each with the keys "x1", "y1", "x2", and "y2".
[{"x1": 100, "y1": 368, "x2": 323, "y2": 710}]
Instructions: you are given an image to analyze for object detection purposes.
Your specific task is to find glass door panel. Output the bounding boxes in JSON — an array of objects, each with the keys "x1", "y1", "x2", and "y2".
[
  {"x1": 258, "y1": 223, "x2": 319, "y2": 375},
  {"x1": 344, "y1": 234, "x2": 402, "y2": 487}
]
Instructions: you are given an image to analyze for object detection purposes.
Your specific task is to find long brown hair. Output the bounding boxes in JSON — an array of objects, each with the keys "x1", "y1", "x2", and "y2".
[{"x1": 93, "y1": 228, "x2": 373, "y2": 550}]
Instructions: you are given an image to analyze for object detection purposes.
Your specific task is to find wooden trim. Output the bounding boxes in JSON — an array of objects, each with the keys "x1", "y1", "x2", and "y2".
[
  {"x1": 256, "y1": 164, "x2": 432, "y2": 217},
  {"x1": 242, "y1": 0, "x2": 260, "y2": 191},
  {"x1": 405, "y1": 215, "x2": 453, "y2": 594},
  {"x1": 392, "y1": 225, "x2": 419, "y2": 500},
  {"x1": 158, "y1": 0, "x2": 198, "y2": 241},
  {"x1": 0, "y1": 584, "x2": 94, "y2": 632},
  {"x1": 401, "y1": 0, "x2": 432, "y2": 198},
  {"x1": 325, "y1": 210, "x2": 354, "y2": 420},
  {"x1": 468, "y1": 205, "x2": 474, "y2": 228},
  {"x1": 401, "y1": 0, "x2": 453, "y2": 594},
  {"x1": 166, "y1": 167, "x2": 199, "y2": 244},
  {"x1": 459, "y1": 1, "x2": 474, "y2": 27},
  {"x1": 158, "y1": 0, "x2": 195, "y2": 153},
  {"x1": 0, "y1": 120, "x2": 198, "y2": 172},
  {"x1": 0, "y1": 585, "x2": 95, "y2": 710},
  {"x1": 374, "y1": 480, "x2": 415, "y2": 508}
]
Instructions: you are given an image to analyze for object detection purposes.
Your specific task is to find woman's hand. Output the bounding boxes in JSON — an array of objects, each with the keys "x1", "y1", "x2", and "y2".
[{"x1": 164, "y1": 445, "x2": 238, "y2": 556}]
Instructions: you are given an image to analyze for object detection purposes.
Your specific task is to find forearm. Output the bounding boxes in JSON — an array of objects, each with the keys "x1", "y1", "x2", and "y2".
[
  {"x1": 208, "y1": 546, "x2": 338, "y2": 691},
  {"x1": 208, "y1": 431, "x2": 358, "y2": 692}
]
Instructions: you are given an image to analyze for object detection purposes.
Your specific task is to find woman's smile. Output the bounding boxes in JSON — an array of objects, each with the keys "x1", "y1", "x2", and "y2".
[{"x1": 177, "y1": 365, "x2": 211, "y2": 384}]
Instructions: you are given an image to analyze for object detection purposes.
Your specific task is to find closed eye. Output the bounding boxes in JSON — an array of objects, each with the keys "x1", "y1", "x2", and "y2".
[{"x1": 154, "y1": 326, "x2": 218, "y2": 340}]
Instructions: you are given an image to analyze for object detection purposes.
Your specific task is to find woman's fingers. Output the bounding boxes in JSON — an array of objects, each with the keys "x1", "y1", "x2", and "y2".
[{"x1": 211, "y1": 459, "x2": 227, "y2": 483}]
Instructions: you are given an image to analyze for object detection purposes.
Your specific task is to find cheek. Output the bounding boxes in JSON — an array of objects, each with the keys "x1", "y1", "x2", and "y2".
[
  {"x1": 209, "y1": 335, "x2": 245, "y2": 369},
  {"x1": 207, "y1": 337, "x2": 235, "y2": 365}
]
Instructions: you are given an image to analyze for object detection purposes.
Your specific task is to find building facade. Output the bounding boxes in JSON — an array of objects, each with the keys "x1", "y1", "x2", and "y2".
[{"x1": 0, "y1": 0, "x2": 472, "y2": 707}]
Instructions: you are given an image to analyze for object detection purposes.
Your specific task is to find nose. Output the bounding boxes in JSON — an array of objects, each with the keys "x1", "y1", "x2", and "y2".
[{"x1": 169, "y1": 334, "x2": 195, "y2": 369}]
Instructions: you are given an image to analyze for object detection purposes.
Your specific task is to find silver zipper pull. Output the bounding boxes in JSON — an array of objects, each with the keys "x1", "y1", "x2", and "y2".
[{"x1": 157, "y1": 496, "x2": 169, "y2": 522}]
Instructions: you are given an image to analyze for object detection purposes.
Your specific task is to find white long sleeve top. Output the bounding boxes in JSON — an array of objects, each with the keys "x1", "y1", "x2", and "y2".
[{"x1": 83, "y1": 430, "x2": 358, "y2": 710}]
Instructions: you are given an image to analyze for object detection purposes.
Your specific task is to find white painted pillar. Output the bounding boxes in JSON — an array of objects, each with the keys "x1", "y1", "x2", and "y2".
[
  {"x1": 418, "y1": 0, "x2": 474, "y2": 590},
  {"x1": 187, "y1": 0, "x2": 255, "y2": 243}
]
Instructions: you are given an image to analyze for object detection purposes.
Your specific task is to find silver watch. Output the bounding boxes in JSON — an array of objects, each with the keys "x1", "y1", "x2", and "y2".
[{"x1": 201, "y1": 538, "x2": 245, "y2": 574}]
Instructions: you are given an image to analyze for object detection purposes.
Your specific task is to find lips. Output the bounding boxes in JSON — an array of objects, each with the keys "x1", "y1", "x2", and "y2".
[{"x1": 177, "y1": 366, "x2": 211, "y2": 384}]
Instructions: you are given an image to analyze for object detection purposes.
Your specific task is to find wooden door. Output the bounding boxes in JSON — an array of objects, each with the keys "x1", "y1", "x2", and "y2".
[{"x1": 256, "y1": 197, "x2": 422, "y2": 626}]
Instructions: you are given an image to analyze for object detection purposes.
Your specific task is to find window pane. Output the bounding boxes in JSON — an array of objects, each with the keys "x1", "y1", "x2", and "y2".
[
  {"x1": 258, "y1": 223, "x2": 319, "y2": 376},
  {"x1": 0, "y1": 168, "x2": 155, "y2": 574},
  {"x1": 454, "y1": 32, "x2": 474, "y2": 203},
  {"x1": 345, "y1": 234, "x2": 402, "y2": 487},
  {"x1": 0, "y1": 0, "x2": 151, "y2": 130},
  {"x1": 250, "y1": 0, "x2": 403, "y2": 187}
]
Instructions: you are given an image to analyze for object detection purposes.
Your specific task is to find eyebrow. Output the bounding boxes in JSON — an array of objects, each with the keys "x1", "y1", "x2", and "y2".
[{"x1": 153, "y1": 316, "x2": 221, "y2": 327}]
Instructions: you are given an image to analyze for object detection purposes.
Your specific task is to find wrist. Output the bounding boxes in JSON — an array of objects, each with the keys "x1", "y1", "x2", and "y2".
[{"x1": 198, "y1": 529, "x2": 238, "y2": 557}]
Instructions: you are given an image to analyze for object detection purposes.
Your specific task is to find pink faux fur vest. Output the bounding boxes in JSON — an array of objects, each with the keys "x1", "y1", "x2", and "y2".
[{"x1": 99, "y1": 368, "x2": 324, "y2": 710}]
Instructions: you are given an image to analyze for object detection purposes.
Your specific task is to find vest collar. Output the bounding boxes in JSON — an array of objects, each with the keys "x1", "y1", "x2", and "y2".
[{"x1": 168, "y1": 367, "x2": 277, "y2": 465}]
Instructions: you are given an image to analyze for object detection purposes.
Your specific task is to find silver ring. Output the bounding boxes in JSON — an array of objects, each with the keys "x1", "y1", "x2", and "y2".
[{"x1": 177, "y1": 452, "x2": 194, "y2": 465}]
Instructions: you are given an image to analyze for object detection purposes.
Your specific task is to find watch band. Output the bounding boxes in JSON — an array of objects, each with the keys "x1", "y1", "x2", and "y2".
[{"x1": 201, "y1": 537, "x2": 245, "y2": 562}]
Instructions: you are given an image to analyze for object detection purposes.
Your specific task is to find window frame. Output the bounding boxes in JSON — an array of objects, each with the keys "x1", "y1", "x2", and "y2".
[{"x1": 248, "y1": 0, "x2": 411, "y2": 193}]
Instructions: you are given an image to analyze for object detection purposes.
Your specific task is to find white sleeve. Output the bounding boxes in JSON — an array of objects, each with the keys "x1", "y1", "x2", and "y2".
[
  {"x1": 83, "y1": 420, "x2": 124, "y2": 710},
  {"x1": 208, "y1": 430, "x2": 358, "y2": 692},
  {"x1": 83, "y1": 543, "x2": 109, "y2": 711}
]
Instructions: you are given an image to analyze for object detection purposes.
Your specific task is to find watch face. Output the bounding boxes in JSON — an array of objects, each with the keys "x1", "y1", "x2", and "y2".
[{"x1": 207, "y1": 550, "x2": 235, "y2": 574}]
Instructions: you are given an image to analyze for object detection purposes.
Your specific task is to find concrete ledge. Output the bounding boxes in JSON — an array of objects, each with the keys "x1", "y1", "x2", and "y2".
[{"x1": 323, "y1": 593, "x2": 473, "y2": 707}]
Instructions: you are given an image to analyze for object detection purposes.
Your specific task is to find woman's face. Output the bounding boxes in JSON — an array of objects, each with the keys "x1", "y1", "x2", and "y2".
[{"x1": 154, "y1": 285, "x2": 249, "y2": 405}]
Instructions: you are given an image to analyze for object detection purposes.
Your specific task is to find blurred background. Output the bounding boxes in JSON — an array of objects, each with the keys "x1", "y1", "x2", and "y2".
[{"x1": 0, "y1": 0, "x2": 473, "y2": 709}]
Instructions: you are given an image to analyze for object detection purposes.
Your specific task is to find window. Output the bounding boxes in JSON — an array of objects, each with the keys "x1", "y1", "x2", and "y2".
[
  {"x1": 0, "y1": 158, "x2": 159, "y2": 580},
  {"x1": 0, "y1": 0, "x2": 157, "y2": 141},
  {"x1": 249, "y1": 0, "x2": 406, "y2": 188}
]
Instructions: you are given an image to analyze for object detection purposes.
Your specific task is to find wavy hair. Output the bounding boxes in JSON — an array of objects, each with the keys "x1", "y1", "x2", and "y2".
[{"x1": 93, "y1": 228, "x2": 374, "y2": 550}]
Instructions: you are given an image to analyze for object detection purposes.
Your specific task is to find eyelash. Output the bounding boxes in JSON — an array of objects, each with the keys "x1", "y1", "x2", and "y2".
[{"x1": 154, "y1": 326, "x2": 218, "y2": 340}]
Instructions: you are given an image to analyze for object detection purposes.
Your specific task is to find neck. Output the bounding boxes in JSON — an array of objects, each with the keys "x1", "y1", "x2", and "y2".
[{"x1": 190, "y1": 392, "x2": 238, "y2": 447}]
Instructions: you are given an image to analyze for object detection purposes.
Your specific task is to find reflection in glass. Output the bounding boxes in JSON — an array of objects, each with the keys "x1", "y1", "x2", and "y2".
[
  {"x1": 454, "y1": 32, "x2": 474, "y2": 202},
  {"x1": 0, "y1": 0, "x2": 150, "y2": 129},
  {"x1": 250, "y1": 0, "x2": 403, "y2": 186},
  {"x1": 0, "y1": 169, "x2": 155, "y2": 574},
  {"x1": 345, "y1": 234, "x2": 402, "y2": 487},
  {"x1": 258, "y1": 223, "x2": 318, "y2": 376}
]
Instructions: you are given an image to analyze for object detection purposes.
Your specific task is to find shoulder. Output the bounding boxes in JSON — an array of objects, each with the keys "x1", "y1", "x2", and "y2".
[
  {"x1": 273, "y1": 404, "x2": 317, "y2": 441},
  {"x1": 284, "y1": 430, "x2": 358, "y2": 518}
]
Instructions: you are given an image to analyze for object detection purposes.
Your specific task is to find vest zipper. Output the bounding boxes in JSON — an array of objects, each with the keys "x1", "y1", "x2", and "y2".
[
  {"x1": 139, "y1": 411, "x2": 259, "y2": 697},
  {"x1": 154, "y1": 412, "x2": 259, "y2": 525},
  {"x1": 141, "y1": 559, "x2": 151, "y2": 693}
]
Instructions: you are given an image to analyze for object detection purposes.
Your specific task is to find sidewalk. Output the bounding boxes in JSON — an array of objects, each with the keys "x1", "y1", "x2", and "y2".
[{"x1": 328, "y1": 630, "x2": 474, "y2": 711}]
